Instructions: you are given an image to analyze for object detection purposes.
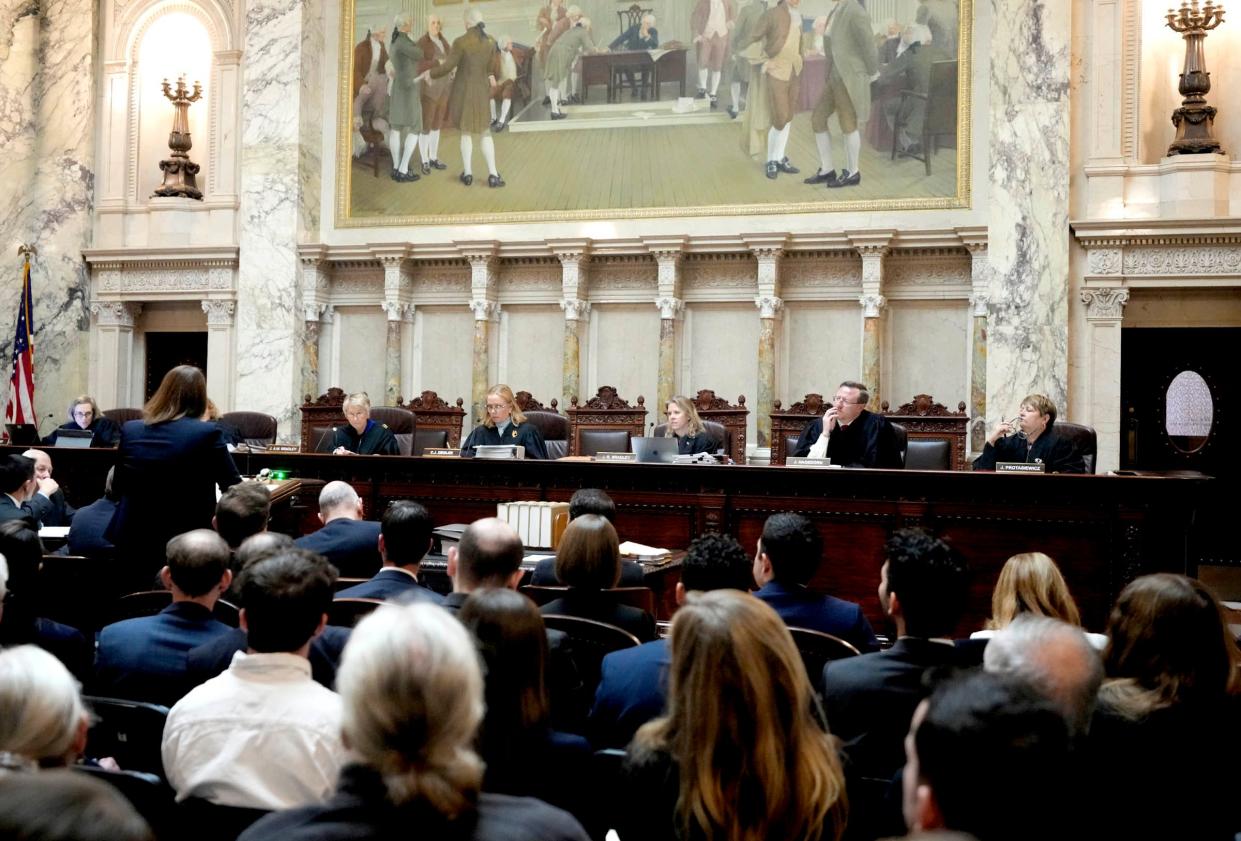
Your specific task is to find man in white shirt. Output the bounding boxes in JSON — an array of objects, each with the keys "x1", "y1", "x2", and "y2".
[{"x1": 162, "y1": 549, "x2": 346, "y2": 810}]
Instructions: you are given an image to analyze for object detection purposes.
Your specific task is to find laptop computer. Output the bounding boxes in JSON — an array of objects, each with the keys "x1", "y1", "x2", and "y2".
[
  {"x1": 4, "y1": 424, "x2": 39, "y2": 446},
  {"x1": 630, "y1": 436, "x2": 679, "y2": 464},
  {"x1": 55, "y1": 428, "x2": 94, "y2": 448}
]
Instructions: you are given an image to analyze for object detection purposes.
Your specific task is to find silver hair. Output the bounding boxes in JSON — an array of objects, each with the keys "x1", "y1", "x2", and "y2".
[
  {"x1": 984, "y1": 614, "x2": 1104, "y2": 738},
  {"x1": 393, "y1": 12, "x2": 413, "y2": 29},
  {"x1": 318, "y1": 480, "x2": 360, "y2": 516},
  {"x1": 0, "y1": 646, "x2": 87, "y2": 765},
  {"x1": 337, "y1": 602, "x2": 486, "y2": 812},
  {"x1": 641, "y1": 13, "x2": 655, "y2": 24}
]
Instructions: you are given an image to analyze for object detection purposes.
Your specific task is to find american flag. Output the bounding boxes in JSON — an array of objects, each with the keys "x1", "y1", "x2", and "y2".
[{"x1": 5, "y1": 255, "x2": 35, "y2": 425}]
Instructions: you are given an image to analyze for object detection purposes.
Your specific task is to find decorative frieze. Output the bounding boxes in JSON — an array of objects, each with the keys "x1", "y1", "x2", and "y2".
[{"x1": 91, "y1": 301, "x2": 142, "y2": 328}]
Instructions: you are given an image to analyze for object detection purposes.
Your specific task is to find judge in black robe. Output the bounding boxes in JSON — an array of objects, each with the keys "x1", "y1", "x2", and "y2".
[
  {"x1": 792, "y1": 409, "x2": 903, "y2": 468},
  {"x1": 462, "y1": 384, "x2": 550, "y2": 459},
  {"x1": 42, "y1": 396, "x2": 120, "y2": 447},
  {"x1": 972, "y1": 393, "x2": 1085, "y2": 473},
  {"x1": 333, "y1": 419, "x2": 399, "y2": 455},
  {"x1": 664, "y1": 396, "x2": 720, "y2": 456}
]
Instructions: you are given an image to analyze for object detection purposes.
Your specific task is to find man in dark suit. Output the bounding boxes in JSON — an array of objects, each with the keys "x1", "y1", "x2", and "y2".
[
  {"x1": 792, "y1": 380, "x2": 903, "y2": 468},
  {"x1": 530, "y1": 489, "x2": 644, "y2": 586},
  {"x1": 92, "y1": 530, "x2": 237, "y2": 707},
  {"x1": 752, "y1": 512, "x2": 879, "y2": 652},
  {"x1": 0, "y1": 454, "x2": 57, "y2": 526},
  {"x1": 293, "y1": 481, "x2": 382, "y2": 577},
  {"x1": 822, "y1": 528, "x2": 970, "y2": 781},
  {"x1": 588, "y1": 532, "x2": 754, "y2": 748},
  {"x1": 67, "y1": 467, "x2": 118, "y2": 560},
  {"x1": 21, "y1": 449, "x2": 75, "y2": 527},
  {"x1": 337, "y1": 500, "x2": 442, "y2": 603}
]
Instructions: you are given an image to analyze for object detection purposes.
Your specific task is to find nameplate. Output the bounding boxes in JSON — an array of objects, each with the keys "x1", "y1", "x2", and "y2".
[
  {"x1": 262, "y1": 443, "x2": 299, "y2": 453},
  {"x1": 786, "y1": 457, "x2": 836, "y2": 469},
  {"x1": 996, "y1": 462, "x2": 1046, "y2": 473},
  {"x1": 595, "y1": 451, "x2": 637, "y2": 463},
  {"x1": 424, "y1": 448, "x2": 461, "y2": 458}
]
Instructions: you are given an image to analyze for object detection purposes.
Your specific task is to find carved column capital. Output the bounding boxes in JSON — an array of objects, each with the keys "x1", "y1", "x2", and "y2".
[
  {"x1": 91, "y1": 301, "x2": 142, "y2": 328},
  {"x1": 201, "y1": 299, "x2": 236, "y2": 327},
  {"x1": 320, "y1": 304, "x2": 336, "y2": 324},
  {"x1": 469, "y1": 299, "x2": 501, "y2": 322},
  {"x1": 755, "y1": 295, "x2": 784, "y2": 319},
  {"x1": 750, "y1": 247, "x2": 784, "y2": 300},
  {"x1": 560, "y1": 298, "x2": 591, "y2": 321},
  {"x1": 968, "y1": 294, "x2": 990, "y2": 318},
  {"x1": 401, "y1": 303, "x2": 416, "y2": 324},
  {"x1": 656, "y1": 296, "x2": 685, "y2": 320},
  {"x1": 303, "y1": 301, "x2": 328, "y2": 323},
  {"x1": 1081, "y1": 287, "x2": 1130, "y2": 320},
  {"x1": 652, "y1": 250, "x2": 683, "y2": 300},
  {"x1": 382, "y1": 300, "x2": 406, "y2": 321},
  {"x1": 859, "y1": 294, "x2": 887, "y2": 318}
]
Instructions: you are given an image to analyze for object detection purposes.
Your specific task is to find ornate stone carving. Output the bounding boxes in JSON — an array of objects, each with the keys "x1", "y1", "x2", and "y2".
[
  {"x1": 332, "y1": 273, "x2": 382, "y2": 294},
  {"x1": 592, "y1": 263, "x2": 657, "y2": 290},
  {"x1": 469, "y1": 299, "x2": 500, "y2": 321},
  {"x1": 969, "y1": 294, "x2": 989, "y2": 317},
  {"x1": 655, "y1": 296, "x2": 685, "y2": 320},
  {"x1": 859, "y1": 294, "x2": 887, "y2": 318},
  {"x1": 306, "y1": 387, "x2": 347, "y2": 407},
  {"x1": 303, "y1": 301, "x2": 327, "y2": 323},
  {"x1": 1121, "y1": 246, "x2": 1241, "y2": 275},
  {"x1": 885, "y1": 257, "x2": 970, "y2": 287},
  {"x1": 774, "y1": 393, "x2": 827, "y2": 414},
  {"x1": 91, "y1": 301, "x2": 142, "y2": 328},
  {"x1": 754, "y1": 295, "x2": 784, "y2": 318},
  {"x1": 882, "y1": 395, "x2": 967, "y2": 417},
  {"x1": 560, "y1": 298, "x2": 591, "y2": 321},
  {"x1": 401, "y1": 390, "x2": 466, "y2": 411},
  {"x1": 381, "y1": 300, "x2": 405, "y2": 321},
  {"x1": 201, "y1": 299, "x2": 236, "y2": 327},
  {"x1": 1081, "y1": 287, "x2": 1130, "y2": 320},
  {"x1": 1087, "y1": 248, "x2": 1122, "y2": 275},
  {"x1": 691, "y1": 390, "x2": 745, "y2": 411},
  {"x1": 514, "y1": 391, "x2": 558, "y2": 411},
  {"x1": 119, "y1": 268, "x2": 210, "y2": 292}
]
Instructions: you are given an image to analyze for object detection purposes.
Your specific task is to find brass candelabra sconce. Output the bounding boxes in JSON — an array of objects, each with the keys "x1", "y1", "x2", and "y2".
[
  {"x1": 1165, "y1": 0, "x2": 1226, "y2": 156},
  {"x1": 153, "y1": 75, "x2": 204, "y2": 199}
]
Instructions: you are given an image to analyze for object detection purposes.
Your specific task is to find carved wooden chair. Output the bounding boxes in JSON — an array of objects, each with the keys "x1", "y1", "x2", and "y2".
[
  {"x1": 891, "y1": 59, "x2": 958, "y2": 176},
  {"x1": 102, "y1": 407, "x2": 144, "y2": 427},
  {"x1": 880, "y1": 394, "x2": 969, "y2": 470},
  {"x1": 368, "y1": 406, "x2": 417, "y2": 456},
  {"x1": 661, "y1": 390, "x2": 748, "y2": 463},
  {"x1": 220, "y1": 411, "x2": 278, "y2": 447},
  {"x1": 565, "y1": 387, "x2": 648, "y2": 457},
  {"x1": 616, "y1": 3, "x2": 651, "y2": 36},
  {"x1": 515, "y1": 391, "x2": 570, "y2": 459},
  {"x1": 300, "y1": 388, "x2": 348, "y2": 453},
  {"x1": 399, "y1": 390, "x2": 466, "y2": 450},
  {"x1": 769, "y1": 393, "x2": 828, "y2": 465}
]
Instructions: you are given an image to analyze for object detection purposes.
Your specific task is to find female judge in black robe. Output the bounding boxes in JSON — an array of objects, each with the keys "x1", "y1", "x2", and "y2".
[
  {"x1": 972, "y1": 393, "x2": 1085, "y2": 474},
  {"x1": 664, "y1": 395, "x2": 719, "y2": 456},
  {"x1": 42, "y1": 395, "x2": 119, "y2": 447},
  {"x1": 332, "y1": 392, "x2": 399, "y2": 456},
  {"x1": 462, "y1": 384, "x2": 549, "y2": 459}
]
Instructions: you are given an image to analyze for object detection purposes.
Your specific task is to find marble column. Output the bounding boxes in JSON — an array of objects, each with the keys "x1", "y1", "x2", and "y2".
[
  {"x1": 986, "y1": 0, "x2": 1071, "y2": 417},
  {"x1": 650, "y1": 246, "x2": 685, "y2": 414},
  {"x1": 855, "y1": 242, "x2": 889, "y2": 408},
  {"x1": 299, "y1": 249, "x2": 330, "y2": 402},
  {"x1": 234, "y1": 0, "x2": 324, "y2": 440},
  {"x1": 554, "y1": 245, "x2": 590, "y2": 405},
  {"x1": 0, "y1": 1, "x2": 94, "y2": 424},
  {"x1": 965, "y1": 242, "x2": 990, "y2": 452},
  {"x1": 202, "y1": 301, "x2": 237, "y2": 410},
  {"x1": 381, "y1": 255, "x2": 413, "y2": 405},
  {"x1": 464, "y1": 249, "x2": 499, "y2": 428},
  {"x1": 1081, "y1": 287, "x2": 1129, "y2": 473},
  {"x1": 750, "y1": 245, "x2": 784, "y2": 448},
  {"x1": 90, "y1": 302, "x2": 142, "y2": 410}
]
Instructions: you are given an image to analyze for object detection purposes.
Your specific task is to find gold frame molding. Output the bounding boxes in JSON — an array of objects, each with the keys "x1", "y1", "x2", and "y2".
[{"x1": 334, "y1": 0, "x2": 973, "y2": 227}]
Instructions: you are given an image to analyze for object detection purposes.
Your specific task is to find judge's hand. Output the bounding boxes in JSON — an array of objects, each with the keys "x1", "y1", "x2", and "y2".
[
  {"x1": 332, "y1": 446, "x2": 356, "y2": 456},
  {"x1": 987, "y1": 420, "x2": 1013, "y2": 446},
  {"x1": 819, "y1": 407, "x2": 840, "y2": 440}
]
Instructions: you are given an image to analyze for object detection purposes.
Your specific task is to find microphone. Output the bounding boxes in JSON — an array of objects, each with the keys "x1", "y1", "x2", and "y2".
[
  {"x1": 648, "y1": 421, "x2": 655, "y2": 435},
  {"x1": 314, "y1": 425, "x2": 337, "y2": 453},
  {"x1": 39, "y1": 412, "x2": 55, "y2": 437}
]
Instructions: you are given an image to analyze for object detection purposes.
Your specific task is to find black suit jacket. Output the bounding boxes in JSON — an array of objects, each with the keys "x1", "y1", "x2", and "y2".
[
  {"x1": 972, "y1": 429, "x2": 1086, "y2": 474},
  {"x1": 0, "y1": 493, "x2": 47, "y2": 526},
  {"x1": 530, "y1": 556, "x2": 646, "y2": 587},
  {"x1": 336, "y1": 567, "x2": 444, "y2": 603},
  {"x1": 185, "y1": 625, "x2": 352, "y2": 691},
  {"x1": 39, "y1": 489, "x2": 75, "y2": 527},
  {"x1": 67, "y1": 498, "x2": 117, "y2": 559},
  {"x1": 108, "y1": 418, "x2": 242, "y2": 577},
  {"x1": 294, "y1": 518, "x2": 383, "y2": 577},
  {"x1": 540, "y1": 590, "x2": 657, "y2": 642},
  {"x1": 822, "y1": 637, "x2": 964, "y2": 778},
  {"x1": 43, "y1": 417, "x2": 119, "y2": 448},
  {"x1": 462, "y1": 422, "x2": 550, "y2": 460},
  {"x1": 792, "y1": 409, "x2": 903, "y2": 468},
  {"x1": 332, "y1": 420, "x2": 399, "y2": 455}
]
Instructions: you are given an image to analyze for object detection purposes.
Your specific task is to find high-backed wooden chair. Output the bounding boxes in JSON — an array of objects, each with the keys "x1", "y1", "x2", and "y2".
[
  {"x1": 565, "y1": 387, "x2": 648, "y2": 457},
  {"x1": 368, "y1": 406, "x2": 416, "y2": 456},
  {"x1": 1055, "y1": 422, "x2": 1098, "y2": 474},
  {"x1": 220, "y1": 411, "x2": 277, "y2": 447},
  {"x1": 891, "y1": 59, "x2": 958, "y2": 176},
  {"x1": 769, "y1": 393, "x2": 828, "y2": 465},
  {"x1": 82, "y1": 696, "x2": 170, "y2": 779},
  {"x1": 788, "y1": 626, "x2": 860, "y2": 687},
  {"x1": 515, "y1": 391, "x2": 570, "y2": 459},
  {"x1": 521, "y1": 585, "x2": 655, "y2": 615},
  {"x1": 881, "y1": 394, "x2": 969, "y2": 471},
  {"x1": 103, "y1": 408, "x2": 143, "y2": 426},
  {"x1": 399, "y1": 390, "x2": 466, "y2": 449},
  {"x1": 300, "y1": 388, "x2": 348, "y2": 453}
]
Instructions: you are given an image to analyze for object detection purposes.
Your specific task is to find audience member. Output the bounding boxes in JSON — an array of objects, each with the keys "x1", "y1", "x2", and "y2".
[
  {"x1": 66, "y1": 466, "x2": 117, "y2": 560},
  {"x1": 971, "y1": 551, "x2": 1106, "y2": 649},
  {"x1": 0, "y1": 645, "x2": 89, "y2": 771},
  {"x1": 293, "y1": 481, "x2": 382, "y2": 577},
  {"x1": 1089, "y1": 574, "x2": 1241, "y2": 841},
  {"x1": 42, "y1": 393, "x2": 121, "y2": 448},
  {"x1": 589, "y1": 531, "x2": 753, "y2": 748},
  {"x1": 213, "y1": 483, "x2": 271, "y2": 552},
  {"x1": 618, "y1": 590, "x2": 847, "y2": 841},
  {"x1": 753, "y1": 512, "x2": 879, "y2": 651},
  {"x1": 0, "y1": 454, "x2": 58, "y2": 526},
  {"x1": 336, "y1": 500, "x2": 442, "y2": 603},
  {"x1": 459, "y1": 588, "x2": 594, "y2": 831},
  {"x1": 93, "y1": 530, "x2": 236, "y2": 707},
  {"x1": 108, "y1": 365, "x2": 243, "y2": 585},
  {"x1": 539, "y1": 514, "x2": 656, "y2": 642},
  {"x1": 20, "y1": 449, "x2": 75, "y2": 527},
  {"x1": 530, "y1": 488, "x2": 645, "y2": 586},
  {"x1": 162, "y1": 549, "x2": 346, "y2": 810},
  {"x1": 982, "y1": 614, "x2": 1103, "y2": 740},
  {"x1": 822, "y1": 528, "x2": 969, "y2": 780},
  {"x1": 237, "y1": 601, "x2": 589, "y2": 841},
  {"x1": 0, "y1": 770, "x2": 153, "y2": 841},
  {"x1": 902, "y1": 671, "x2": 1073, "y2": 841},
  {"x1": 0, "y1": 521, "x2": 91, "y2": 681}
]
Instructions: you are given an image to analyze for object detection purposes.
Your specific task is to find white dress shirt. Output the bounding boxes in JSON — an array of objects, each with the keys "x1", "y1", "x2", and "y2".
[{"x1": 162, "y1": 650, "x2": 347, "y2": 810}]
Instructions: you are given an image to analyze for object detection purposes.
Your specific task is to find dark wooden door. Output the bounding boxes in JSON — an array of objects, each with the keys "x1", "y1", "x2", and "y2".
[{"x1": 144, "y1": 332, "x2": 207, "y2": 401}]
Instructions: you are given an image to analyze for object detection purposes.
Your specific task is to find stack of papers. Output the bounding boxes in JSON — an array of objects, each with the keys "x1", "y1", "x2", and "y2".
[{"x1": 619, "y1": 540, "x2": 671, "y2": 562}]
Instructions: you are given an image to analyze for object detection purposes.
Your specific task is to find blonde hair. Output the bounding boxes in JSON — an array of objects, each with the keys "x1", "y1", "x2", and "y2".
[
  {"x1": 337, "y1": 602, "x2": 485, "y2": 816},
  {"x1": 663, "y1": 395, "x2": 706, "y2": 438},
  {"x1": 481, "y1": 384, "x2": 527, "y2": 429},
  {"x1": 634, "y1": 591, "x2": 847, "y2": 841},
  {"x1": 986, "y1": 552, "x2": 1082, "y2": 630},
  {"x1": 0, "y1": 646, "x2": 87, "y2": 766},
  {"x1": 1020, "y1": 393, "x2": 1058, "y2": 425},
  {"x1": 342, "y1": 392, "x2": 372, "y2": 413}
]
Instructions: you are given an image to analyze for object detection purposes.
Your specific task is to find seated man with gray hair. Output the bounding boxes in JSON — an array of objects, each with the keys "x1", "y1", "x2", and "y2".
[
  {"x1": 293, "y1": 480, "x2": 382, "y2": 577},
  {"x1": 238, "y1": 601, "x2": 589, "y2": 840}
]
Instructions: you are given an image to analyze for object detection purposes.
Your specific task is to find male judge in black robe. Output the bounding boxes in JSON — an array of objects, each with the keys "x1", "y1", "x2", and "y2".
[
  {"x1": 972, "y1": 393, "x2": 1085, "y2": 474},
  {"x1": 792, "y1": 381, "x2": 903, "y2": 468}
]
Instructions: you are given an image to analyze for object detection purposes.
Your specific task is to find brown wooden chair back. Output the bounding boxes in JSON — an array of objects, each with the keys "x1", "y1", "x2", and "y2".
[
  {"x1": 565, "y1": 387, "x2": 647, "y2": 457},
  {"x1": 881, "y1": 394, "x2": 969, "y2": 470}
]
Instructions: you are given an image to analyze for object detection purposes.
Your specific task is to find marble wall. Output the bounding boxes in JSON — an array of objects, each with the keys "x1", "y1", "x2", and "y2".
[
  {"x1": 886, "y1": 301, "x2": 969, "y2": 409},
  {"x1": 497, "y1": 305, "x2": 563, "y2": 406},
  {"x1": 589, "y1": 304, "x2": 660, "y2": 419},
  {"x1": 0, "y1": 0, "x2": 95, "y2": 435},
  {"x1": 334, "y1": 306, "x2": 386, "y2": 400},
  {"x1": 782, "y1": 302, "x2": 864, "y2": 405}
]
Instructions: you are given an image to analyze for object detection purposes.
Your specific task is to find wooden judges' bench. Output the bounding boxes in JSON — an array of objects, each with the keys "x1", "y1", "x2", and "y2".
[{"x1": 21, "y1": 445, "x2": 1210, "y2": 638}]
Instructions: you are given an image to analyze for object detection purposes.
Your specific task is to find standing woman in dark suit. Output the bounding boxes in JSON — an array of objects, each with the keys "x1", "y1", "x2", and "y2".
[
  {"x1": 462, "y1": 384, "x2": 549, "y2": 459},
  {"x1": 42, "y1": 394, "x2": 119, "y2": 447},
  {"x1": 331, "y1": 392, "x2": 399, "y2": 455},
  {"x1": 108, "y1": 365, "x2": 242, "y2": 585},
  {"x1": 664, "y1": 395, "x2": 720, "y2": 456}
]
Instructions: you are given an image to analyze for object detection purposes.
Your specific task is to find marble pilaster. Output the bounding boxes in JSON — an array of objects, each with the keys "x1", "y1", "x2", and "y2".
[
  {"x1": 749, "y1": 244, "x2": 784, "y2": 448},
  {"x1": 299, "y1": 249, "x2": 330, "y2": 402},
  {"x1": 380, "y1": 255, "x2": 413, "y2": 405},
  {"x1": 0, "y1": 2, "x2": 94, "y2": 427},
  {"x1": 965, "y1": 242, "x2": 990, "y2": 452},
  {"x1": 464, "y1": 248, "x2": 499, "y2": 427},
  {"x1": 986, "y1": 0, "x2": 1071, "y2": 420},
  {"x1": 90, "y1": 302, "x2": 142, "y2": 410},
  {"x1": 650, "y1": 245, "x2": 685, "y2": 414},
  {"x1": 1081, "y1": 287, "x2": 1129, "y2": 473},
  {"x1": 235, "y1": 0, "x2": 324, "y2": 441},
  {"x1": 553, "y1": 244, "x2": 590, "y2": 406},
  {"x1": 202, "y1": 301, "x2": 237, "y2": 410},
  {"x1": 855, "y1": 239, "x2": 890, "y2": 408}
]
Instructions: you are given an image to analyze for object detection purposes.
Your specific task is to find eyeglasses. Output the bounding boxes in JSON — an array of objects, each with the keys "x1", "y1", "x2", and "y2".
[
  {"x1": 832, "y1": 397, "x2": 862, "y2": 405},
  {"x1": 73, "y1": 410, "x2": 93, "y2": 419},
  {"x1": 485, "y1": 404, "x2": 509, "y2": 412}
]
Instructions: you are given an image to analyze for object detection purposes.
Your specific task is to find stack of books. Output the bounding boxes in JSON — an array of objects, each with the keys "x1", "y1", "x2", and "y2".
[{"x1": 497, "y1": 501, "x2": 571, "y2": 549}]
